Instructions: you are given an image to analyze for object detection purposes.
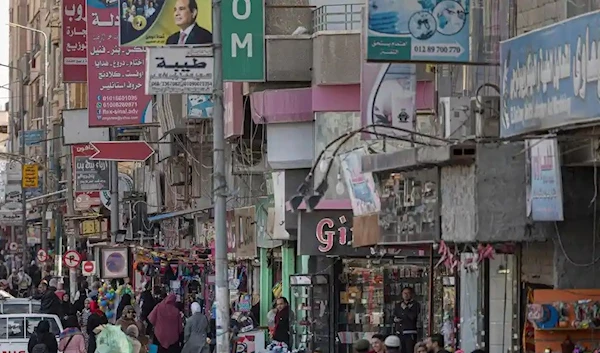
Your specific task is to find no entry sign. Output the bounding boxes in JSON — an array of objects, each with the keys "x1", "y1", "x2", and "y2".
[{"x1": 82, "y1": 261, "x2": 96, "y2": 276}]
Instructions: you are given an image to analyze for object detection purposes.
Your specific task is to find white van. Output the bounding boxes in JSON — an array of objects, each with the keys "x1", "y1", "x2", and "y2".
[{"x1": 0, "y1": 314, "x2": 63, "y2": 353}]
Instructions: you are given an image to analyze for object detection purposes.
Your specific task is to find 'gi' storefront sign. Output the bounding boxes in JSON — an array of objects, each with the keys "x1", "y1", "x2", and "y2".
[
  {"x1": 298, "y1": 211, "x2": 371, "y2": 256},
  {"x1": 500, "y1": 11, "x2": 600, "y2": 137}
]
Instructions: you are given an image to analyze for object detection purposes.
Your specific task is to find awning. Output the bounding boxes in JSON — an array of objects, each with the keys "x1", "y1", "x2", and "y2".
[{"x1": 148, "y1": 205, "x2": 213, "y2": 223}]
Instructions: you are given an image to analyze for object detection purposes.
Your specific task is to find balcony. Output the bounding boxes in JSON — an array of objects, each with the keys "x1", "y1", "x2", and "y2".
[
  {"x1": 312, "y1": 4, "x2": 362, "y2": 85},
  {"x1": 264, "y1": 5, "x2": 313, "y2": 82}
]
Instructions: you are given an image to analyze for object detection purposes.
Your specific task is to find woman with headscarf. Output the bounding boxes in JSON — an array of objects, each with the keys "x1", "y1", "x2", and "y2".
[
  {"x1": 87, "y1": 299, "x2": 109, "y2": 353},
  {"x1": 27, "y1": 320, "x2": 59, "y2": 353},
  {"x1": 58, "y1": 316, "x2": 86, "y2": 353},
  {"x1": 140, "y1": 283, "x2": 156, "y2": 335},
  {"x1": 148, "y1": 294, "x2": 183, "y2": 353},
  {"x1": 60, "y1": 293, "x2": 76, "y2": 325},
  {"x1": 78, "y1": 298, "x2": 92, "y2": 347},
  {"x1": 117, "y1": 293, "x2": 133, "y2": 320},
  {"x1": 126, "y1": 325, "x2": 143, "y2": 353},
  {"x1": 182, "y1": 302, "x2": 209, "y2": 353}
]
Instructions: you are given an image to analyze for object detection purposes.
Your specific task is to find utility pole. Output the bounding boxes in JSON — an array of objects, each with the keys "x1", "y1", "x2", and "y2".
[
  {"x1": 110, "y1": 127, "x2": 119, "y2": 245},
  {"x1": 9, "y1": 23, "x2": 50, "y2": 254},
  {"x1": 212, "y1": 2, "x2": 230, "y2": 353},
  {"x1": 64, "y1": 84, "x2": 78, "y2": 298}
]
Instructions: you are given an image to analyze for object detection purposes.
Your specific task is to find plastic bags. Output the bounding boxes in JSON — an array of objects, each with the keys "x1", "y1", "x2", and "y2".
[{"x1": 95, "y1": 324, "x2": 133, "y2": 353}]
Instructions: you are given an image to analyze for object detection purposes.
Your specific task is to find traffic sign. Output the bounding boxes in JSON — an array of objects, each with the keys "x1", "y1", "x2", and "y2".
[
  {"x1": 63, "y1": 250, "x2": 82, "y2": 269},
  {"x1": 8, "y1": 242, "x2": 18, "y2": 252},
  {"x1": 22, "y1": 164, "x2": 39, "y2": 188},
  {"x1": 37, "y1": 249, "x2": 48, "y2": 262},
  {"x1": 82, "y1": 261, "x2": 96, "y2": 276},
  {"x1": 89, "y1": 141, "x2": 154, "y2": 162}
]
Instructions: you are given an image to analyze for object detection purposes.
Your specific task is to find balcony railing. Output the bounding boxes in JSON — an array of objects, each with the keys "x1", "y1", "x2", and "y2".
[{"x1": 312, "y1": 4, "x2": 363, "y2": 33}]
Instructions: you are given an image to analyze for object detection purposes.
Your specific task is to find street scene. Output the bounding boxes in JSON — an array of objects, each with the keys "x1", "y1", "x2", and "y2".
[{"x1": 0, "y1": 1, "x2": 597, "y2": 353}]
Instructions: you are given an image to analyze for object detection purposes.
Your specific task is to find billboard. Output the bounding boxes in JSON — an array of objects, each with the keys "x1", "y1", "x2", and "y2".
[
  {"x1": 366, "y1": 0, "x2": 470, "y2": 63},
  {"x1": 87, "y1": 0, "x2": 153, "y2": 127},
  {"x1": 72, "y1": 144, "x2": 106, "y2": 210},
  {"x1": 119, "y1": 0, "x2": 212, "y2": 47},
  {"x1": 145, "y1": 47, "x2": 213, "y2": 94},
  {"x1": 62, "y1": 0, "x2": 88, "y2": 82},
  {"x1": 500, "y1": 10, "x2": 600, "y2": 137}
]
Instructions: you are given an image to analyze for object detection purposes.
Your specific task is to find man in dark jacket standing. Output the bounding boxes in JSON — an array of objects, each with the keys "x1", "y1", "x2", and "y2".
[
  {"x1": 272, "y1": 297, "x2": 291, "y2": 347},
  {"x1": 32, "y1": 280, "x2": 61, "y2": 316},
  {"x1": 393, "y1": 287, "x2": 421, "y2": 353}
]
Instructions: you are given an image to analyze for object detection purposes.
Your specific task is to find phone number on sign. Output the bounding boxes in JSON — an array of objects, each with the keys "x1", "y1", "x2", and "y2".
[
  {"x1": 100, "y1": 95, "x2": 137, "y2": 102},
  {"x1": 102, "y1": 101, "x2": 138, "y2": 108},
  {"x1": 413, "y1": 45, "x2": 462, "y2": 54}
]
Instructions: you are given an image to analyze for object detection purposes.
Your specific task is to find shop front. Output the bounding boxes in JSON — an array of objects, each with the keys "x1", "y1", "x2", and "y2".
[{"x1": 295, "y1": 209, "x2": 453, "y2": 353}]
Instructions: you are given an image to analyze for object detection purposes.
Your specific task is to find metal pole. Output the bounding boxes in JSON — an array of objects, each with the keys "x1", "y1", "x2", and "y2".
[
  {"x1": 9, "y1": 23, "x2": 50, "y2": 253},
  {"x1": 19, "y1": 67, "x2": 27, "y2": 267},
  {"x1": 212, "y1": 1, "x2": 230, "y2": 353},
  {"x1": 63, "y1": 83, "x2": 78, "y2": 299},
  {"x1": 110, "y1": 127, "x2": 119, "y2": 245}
]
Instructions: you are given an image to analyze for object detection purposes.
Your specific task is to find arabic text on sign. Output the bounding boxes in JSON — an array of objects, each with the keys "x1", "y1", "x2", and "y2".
[{"x1": 21, "y1": 164, "x2": 39, "y2": 188}]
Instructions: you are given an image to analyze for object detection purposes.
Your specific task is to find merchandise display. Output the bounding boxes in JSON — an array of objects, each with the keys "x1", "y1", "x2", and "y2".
[{"x1": 290, "y1": 274, "x2": 331, "y2": 353}]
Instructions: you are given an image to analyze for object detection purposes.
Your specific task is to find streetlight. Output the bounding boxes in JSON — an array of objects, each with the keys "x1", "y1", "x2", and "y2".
[
  {"x1": 0, "y1": 63, "x2": 28, "y2": 266},
  {"x1": 9, "y1": 22, "x2": 50, "y2": 253}
]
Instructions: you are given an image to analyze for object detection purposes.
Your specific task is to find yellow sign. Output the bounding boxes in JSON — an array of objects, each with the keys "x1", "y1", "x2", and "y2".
[
  {"x1": 22, "y1": 164, "x2": 39, "y2": 188},
  {"x1": 80, "y1": 219, "x2": 101, "y2": 236}
]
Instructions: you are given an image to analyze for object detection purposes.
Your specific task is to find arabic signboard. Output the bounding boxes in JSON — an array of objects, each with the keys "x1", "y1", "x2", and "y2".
[
  {"x1": 22, "y1": 164, "x2": 39, "y2": 189},
  {"x1": 63, "y1": 0, "x2": 87, "y2": 82},
  {"x1": 233, "y1": 206, "x2": 257, "y2": 259},
  {"x1": 119, "y1": 0, "x2": 213, "y2": 47},
  {"x1": 528, "y1": 138, "x2": 564, "y2": 221},
  {"x1": 87, "y1": 1, "x2": 152, "y2": 127},
  {"x1": 19, "y1": 130, "x2": 43, "y2": 146},
  {"x1": 366, "y1": 0, "x2": 470, "y2": 63},
  {"x1": 186, "y1": 95, "x2": 213, "y2": 119},
  {"x1": 500, "y1": 11, "x2": 600, "y2": 137},
  {"x1": 72, "y1": 144, "x2": 104, "y2": 210},
  {"x1": 298, "y1": 211, "x2": 371, "y2": 256},
  {"x1": 221, "y1": 0, "x2": 265, "y2": 81},
  {"x1": 146, "y1": 47, "x2": 213, "y2": 95}
]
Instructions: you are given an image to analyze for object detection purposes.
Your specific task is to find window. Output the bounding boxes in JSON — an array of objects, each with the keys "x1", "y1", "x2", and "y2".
[
  {"x1": 0, "y1": 318, "x2": 8, "y2": 339},
  {"x1": 26, "y1": 317, "x2": 60, "y2": 338},
  {"x1": 1, "y1": 304, "x2": 30, "y2": 314},
  {"x1": 7, "y1": 317, "x2": 24, "y2": 339}
]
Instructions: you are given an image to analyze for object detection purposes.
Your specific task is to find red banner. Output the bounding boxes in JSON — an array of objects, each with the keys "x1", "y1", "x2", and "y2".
[{"x1": 62, "y1": 0, "x2": 87, "y2": 82}]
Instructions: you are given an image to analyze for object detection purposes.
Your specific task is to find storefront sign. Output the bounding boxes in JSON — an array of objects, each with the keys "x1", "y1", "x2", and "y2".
[
  {"x1": 298, "y1": 211, "x2": 372, "y2": 256},
  {"x1": 378, "y1": 168, "x2": 440, "y2": 244},
  {"x1": 234, "y1": 206, "x2": 257, "y2": 259},
  {"x1": 500, "y1": 10, "x2": 600, "y2": 137},
  {"x1": 528, "y1": 138, "x2": 564, "y2": 221}
]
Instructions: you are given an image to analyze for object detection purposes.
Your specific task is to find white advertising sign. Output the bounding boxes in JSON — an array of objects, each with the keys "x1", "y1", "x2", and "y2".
[
  {"x1": 145, "y1": 47, "x2": 214, "y2": 95},
  {"x1": 63, "y1": 109, "x2": 110, "y2": 145}
]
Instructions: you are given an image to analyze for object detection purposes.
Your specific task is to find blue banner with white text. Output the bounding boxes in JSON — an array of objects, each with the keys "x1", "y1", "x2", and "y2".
[{"x1": 500, "y1": 10, "x2": 600, "y2": 137}]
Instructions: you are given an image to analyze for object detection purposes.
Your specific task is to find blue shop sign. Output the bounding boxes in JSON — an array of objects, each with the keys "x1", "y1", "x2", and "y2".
[
  {"x1": 19, "y1": 130, "x2": 43, "y2": 146},
  {"x1": 500, "y1": 11, "x2": 600, "y2": 138}
]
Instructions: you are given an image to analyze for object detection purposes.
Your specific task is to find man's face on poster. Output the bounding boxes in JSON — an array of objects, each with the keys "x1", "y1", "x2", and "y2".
[{"x1": 174, "y1": 0, "x2": 197, "y2": 28}]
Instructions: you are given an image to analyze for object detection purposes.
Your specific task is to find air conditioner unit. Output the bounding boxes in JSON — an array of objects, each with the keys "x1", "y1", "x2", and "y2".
[
  {"x1": 471, "y1": 96, "x2": 500, "y2": 138},
  {"x1": 232, "y1": 143, "x2": 269, "y2": 175},
  {"x1": 169, "y1": 158, "x2": 188, "y2": 186},
  {"x1": 439, "y1": 97, "x2": 472, "y2": 139}
]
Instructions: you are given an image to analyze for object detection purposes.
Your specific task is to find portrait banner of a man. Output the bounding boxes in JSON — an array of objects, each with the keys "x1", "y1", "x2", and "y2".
[{"x1": 119, "y1": 0, "x2": 212, "y2": 46}]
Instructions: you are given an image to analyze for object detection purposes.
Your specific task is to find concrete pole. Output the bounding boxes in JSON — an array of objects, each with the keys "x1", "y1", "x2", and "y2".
[
  {"x1": 212, "y1": 1, "x2": 230, "y2": 353},
  {"x1": 110, "y1": 127, "x2": 119, "y2": 245}
]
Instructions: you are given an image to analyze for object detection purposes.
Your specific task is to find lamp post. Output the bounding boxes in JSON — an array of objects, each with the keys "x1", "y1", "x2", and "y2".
[
  {"x1": 9, "y1": 23, "x2": 50, "y2": 253},
  {"x1": 0, "y1": 63, "x2": 28, "y2": 266}
]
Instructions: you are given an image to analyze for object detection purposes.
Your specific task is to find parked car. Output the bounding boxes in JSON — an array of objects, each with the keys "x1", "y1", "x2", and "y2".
[{"x1": 0, "y1": 313, "x2": 63, "y2": 353}]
